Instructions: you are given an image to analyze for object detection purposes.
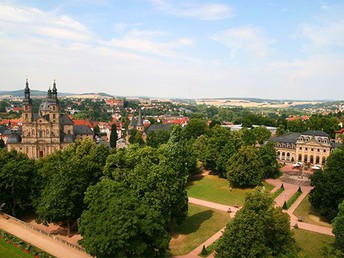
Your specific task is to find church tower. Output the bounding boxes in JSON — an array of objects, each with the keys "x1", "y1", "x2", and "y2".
[
  {"x1": 49, "y1": 80, "x2": 60, "y2": 124},
  {"x1": 136, "y1": 108, "x2": 144, "y2": 132},
  {"x1": 22, "y1": 79, "x2": 33, "y2": 123}
]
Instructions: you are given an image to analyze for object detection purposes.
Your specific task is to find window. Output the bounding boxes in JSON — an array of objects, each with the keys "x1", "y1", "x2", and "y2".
[
  {"x1": 53, "y1": 114, "x2": 56, "y2": 119},
  {"x1": 299, "y1": 147, "x2": 302, "y2": 150},
  {"x1": 39, "y1": 130, "x2": 43, "y2": 138},
  {"x1": 323, "y1": 150, "x2": 326, "y2": 153},
  {"x1": 25, "y1": 114, "x2": 28, "y2": 119},
  {"x1": 305, "y1": 148, "x2": 308, "y2": 151},
  {"x1": 311, "y1": 148, "x2": 314, "y2": 151},
  {"x1": 317, "y1": 149, "x2": 320, "y2": 152}
]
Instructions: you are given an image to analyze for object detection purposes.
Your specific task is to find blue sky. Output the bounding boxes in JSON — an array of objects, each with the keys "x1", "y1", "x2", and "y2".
[{"x1": 0, "y1": 0, "x2": 343, "y2": 99}]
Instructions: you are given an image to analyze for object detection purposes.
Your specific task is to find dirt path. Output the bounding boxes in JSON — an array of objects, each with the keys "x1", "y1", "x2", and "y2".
[{"x1": 0, "y1": 216, "x2": 91, "y2": 258}]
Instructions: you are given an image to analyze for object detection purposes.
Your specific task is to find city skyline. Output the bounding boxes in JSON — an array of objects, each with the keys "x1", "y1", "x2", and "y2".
[{"x1": 1, "y1": 0, "x2": 344, "y2": 100}]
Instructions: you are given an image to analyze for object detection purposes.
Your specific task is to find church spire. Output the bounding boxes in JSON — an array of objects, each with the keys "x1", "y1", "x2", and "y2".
[
  {"x1": 24, "y1": 78, "x2": 32, "y2": 104},
  {"x1": 47, "y1": 86, "x2": 52, "y2": 99},
  {"x1": 137, "y1": 108, "x2": 143, "y2": 126},
  {"x1": 52, "y1": 80, "x2": 57, "y2": 99}
]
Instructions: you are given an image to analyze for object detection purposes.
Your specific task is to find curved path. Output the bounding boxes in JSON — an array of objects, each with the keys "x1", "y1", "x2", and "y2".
[
  {"x1": 0, "y1": 216, "x2": 90, "y2": 258},
  {"x1": 181, "y1": 177, "x2": 334, "y2": 257}
]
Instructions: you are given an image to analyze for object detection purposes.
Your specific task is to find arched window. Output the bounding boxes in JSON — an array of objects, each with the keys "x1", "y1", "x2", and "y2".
[
  {"x1": 286, "y1": 152, "x2": 290, "y2": 161},
  {"x1": 322, "y1": 157, "x2": 326, "y2": 164},
  {"x1": 316, "y1": 156, "x2": 320, "y2": 164},
  {"x1": 282, "y1": 152, "x2": 285, "y2": 160},
  {"x1": 298, "y1": 154, "x2": 302, "y2": 162},
  {"x1": 304, "y1": 155, "x2": 308, "y2": 163},
  {"x1": 310, "y1": 155, "x2": 314, "y2": 164}
]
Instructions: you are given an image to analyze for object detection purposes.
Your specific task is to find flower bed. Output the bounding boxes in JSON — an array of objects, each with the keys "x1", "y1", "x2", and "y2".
[{"x1": 0, "y1": 230, "x2": 53, "y2": 257}]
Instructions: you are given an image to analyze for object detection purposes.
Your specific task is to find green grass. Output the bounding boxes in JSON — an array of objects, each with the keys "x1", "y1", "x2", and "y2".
[
  {"x1": 294, "y1": 229, "x2": 335, "y2": 258},
  {"x1": 293, "y1": 194, "x2": 332, "y2": 228},
  {"x1": 285, "y1": 191, "x2": 302, "y2": 209},
  {"x1": 0, "y1": 237, "x2": 32, "y2": 258},
  {"x1": 169, "y1": 203, "x2": 232, "y2": 256},
  {"x1": 187, "y1": 174, "x2": 274, "y2": 206},
  {"x1": 271, "y1": 187, "x2": 284, "y2": 199}
]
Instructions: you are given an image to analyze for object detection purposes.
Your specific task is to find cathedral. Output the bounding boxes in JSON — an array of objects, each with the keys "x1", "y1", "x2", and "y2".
[{"x1": 7, "y1": 80, "x2": 93, "y2": 159}]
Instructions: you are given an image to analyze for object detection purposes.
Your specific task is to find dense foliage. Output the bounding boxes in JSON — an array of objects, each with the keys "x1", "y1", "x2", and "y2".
[
  {"x1": 333, "y1": 201, "x2": 344, "y2": 252},
  {"x1": 78, "y1": 127, "x2": 196, "y2": 256},
  {"x1": 215, "y1": 190, "x2": 297, "y2": 257},
  {"x1": 34, "y1": 139, "x2": 109, "y2": 236},
  {"x1": 227, "y1": 146, "x2": 265, "y2": 187},
  {"x1": 309, "y1": 146, "x2": 344, "y2": 220},
  {"x1": 0, "y1": 150, "x2": 36, "y2": 216}
]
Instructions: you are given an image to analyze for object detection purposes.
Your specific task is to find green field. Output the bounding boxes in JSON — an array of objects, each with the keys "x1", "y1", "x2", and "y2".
[
  {"x1": 169, "y1": 203, "x2": 232, "y2": 256},
  {"x1": 293, "y1": 194, "x2": 332, "y2": 228},
  {"x1": 294, "y1": 229, "x2": 335, "y2": 258},
  {"x1": 0, "y1": 237, "x2": 32, "y2": 258},
  {"x1": 187, "y1": 174, "x2": 274, "y2": 206}
]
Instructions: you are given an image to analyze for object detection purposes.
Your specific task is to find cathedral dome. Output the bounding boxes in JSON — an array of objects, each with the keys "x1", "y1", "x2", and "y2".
[
  {"x1": 7, "y1": 133, "x2": 21, "y2": 144},
  {"x1": 39, "y1": 100, "x2": 50, "y2": 113}
]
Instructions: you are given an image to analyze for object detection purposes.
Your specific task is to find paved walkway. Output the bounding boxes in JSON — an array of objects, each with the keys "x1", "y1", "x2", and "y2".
[
  {"x1": 180, "y1": 177, "x2": 334, "y2": 257},
  {"x1": 0, "y1": 216, "x2": 90, "y2": 258}
]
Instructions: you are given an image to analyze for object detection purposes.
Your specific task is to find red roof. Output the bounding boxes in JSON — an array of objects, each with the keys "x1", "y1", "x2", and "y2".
[{"x1": 72, "y1": 119, "x2": 93, "y2": 129}]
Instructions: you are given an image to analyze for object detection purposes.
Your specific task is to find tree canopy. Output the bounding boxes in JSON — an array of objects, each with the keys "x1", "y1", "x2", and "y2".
[
  {"x1": 215, "y1": 190, "x2": 297, "y2": 257},
  {"x1": 333, "y1": 200, "x2": 344, "y2": 252},
  {"x1": 0, "y1": 149, "x2": 36, "y2": 216},
  {"x1": 227, "y1": 146, "x2": 265, "y2": 187},
  {"x1": 34, "y1": 139, "x2": 109, "y2": 236},
  {"x1": 309, "y1": 147, "x2": 344, "y2": 220}
]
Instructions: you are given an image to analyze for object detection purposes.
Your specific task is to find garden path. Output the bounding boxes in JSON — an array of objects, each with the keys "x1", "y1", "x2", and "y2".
[{"x1": 0, "y1": 215, "x2": 90, "y2": 258}]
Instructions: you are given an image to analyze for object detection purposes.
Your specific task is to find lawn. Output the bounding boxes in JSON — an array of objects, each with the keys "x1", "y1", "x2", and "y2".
[
  {"x1": 0, "y1": 237, "x2": 32, "y2": 258},
  {"x1": 169, "y1": 203, "x2": 232, "y2": 256},
  {"x1": 294, "y1": 229, "x2": 335, "y2": 258},
  {"x1": 187, "y1": 174, "x2": 274, "y2": 206},
  {"x1": 293, "y1": 194, "x2": 332, "y2": 228}
]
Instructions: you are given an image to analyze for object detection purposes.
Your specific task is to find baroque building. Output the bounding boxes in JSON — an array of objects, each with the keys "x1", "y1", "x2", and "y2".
[
  {"x1": 7, "y1": 80, "x2": 93, "y2": 159},
  {"x1": 270, "y1": 130, "x2": 340, "y2": 165}
]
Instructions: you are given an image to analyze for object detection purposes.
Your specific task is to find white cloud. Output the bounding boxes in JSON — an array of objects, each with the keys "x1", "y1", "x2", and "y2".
[
  {"x1": 212, "y1": 26, "x2": 274, "y2": 57},
  {"x1": 104, "y1": 29, "x2": 194, "y2": 59},
  {"x1": 300, "y1": 20, "x2": 344, "y2": 49},
  {"x1": 0, "y1": 4, "x2": 92, "y2": 42},
  {"x1": 151, "y1": 0, "x2": 232, "y2": 20}
]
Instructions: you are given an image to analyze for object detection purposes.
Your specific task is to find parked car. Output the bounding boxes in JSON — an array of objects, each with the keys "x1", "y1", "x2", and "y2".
[
  {"x1": 292, "y1": 162, "x2": 303, "y2": 168},
  {"x1": 311, "y1": 164, "x2": 322, "y2": 170}
]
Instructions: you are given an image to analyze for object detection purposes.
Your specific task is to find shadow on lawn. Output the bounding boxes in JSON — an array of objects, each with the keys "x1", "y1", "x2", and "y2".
[{"x1": 172, "y1": 210, "x2": 214, "y2": 237}]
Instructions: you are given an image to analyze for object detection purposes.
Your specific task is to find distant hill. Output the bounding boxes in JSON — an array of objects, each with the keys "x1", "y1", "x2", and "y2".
[
  {"x1": 0, "y1": 90, "x2": 72, "y2": 97},
  {"x1": 0, "y1": 90, "x2": 113, "y2": 98}
]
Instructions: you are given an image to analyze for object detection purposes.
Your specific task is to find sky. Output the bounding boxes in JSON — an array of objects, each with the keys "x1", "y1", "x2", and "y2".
[{"x1": 0, "y1": 0, "x2": 344, "y2": 100}]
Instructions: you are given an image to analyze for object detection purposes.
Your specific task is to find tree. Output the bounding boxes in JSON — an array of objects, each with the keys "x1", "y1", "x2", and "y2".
[
  {"x1": 146, "y1": 129, "x2": 170, "y2": 148},
  {"x1": 259, "y1": 142, "x2": 280, "y2": 178},
  {"x1": 109, "y1": 124, "x2": 118, "y2": 148},
  {"x1": 0, "y1": 150, "x2": 36, "y2": 216},
  {"x1": 35, "y1": 139, "x2": 109, "y2": 236},
  {"x1": 0, "y1": 139, "x2": 5, "y2": 148},
  {"x1": 227, "y1": 146, "x2": 264, "y2": 187},
  {"x1": 309, "y1": 148, "x2": 344, "y2": 220},
  {"x1": 333, "y1": 201, "x2": 344, "y2": 251},
  {"x1": 216, "y1": 191, "x2": 296, "y2": 257},
  {"x1": 251, "y1": 126, "x2": 271, "y2": 144},
  {"x1": 183, "y1": 118, "x2": 208, "y2": 140},
  {"x1": 79, "y1": 178, "x2": 170, "y2": 257},
  {"x1": 93, "y1": 125, "x2": 100, "y2": 135}
]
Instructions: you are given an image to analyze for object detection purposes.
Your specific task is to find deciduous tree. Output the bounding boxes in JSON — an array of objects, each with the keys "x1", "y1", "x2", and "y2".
[
  {"x1": 227, "y1": 146, "x2": 264, "y2": 187},
  {"x1": 216, "y1": 191, "x2": 296, "y2": 257}
]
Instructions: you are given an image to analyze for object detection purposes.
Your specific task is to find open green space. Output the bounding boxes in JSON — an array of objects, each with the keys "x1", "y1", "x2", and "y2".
[
  {"x1": 0, "y1": 237, "x2": 32, "y2": 258},
  {"x1": 293, "y1": 194, "x2": 332, "y2": 228},
  {"x1": 294, "y1": 229, "x2": 335, "y2": 258},
  {"x1": 187, "y1": 174, "x2": 274, "y2": 206},
  {"x1": 169, "y1": 203, "x2": 232, "y2": 256}
]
